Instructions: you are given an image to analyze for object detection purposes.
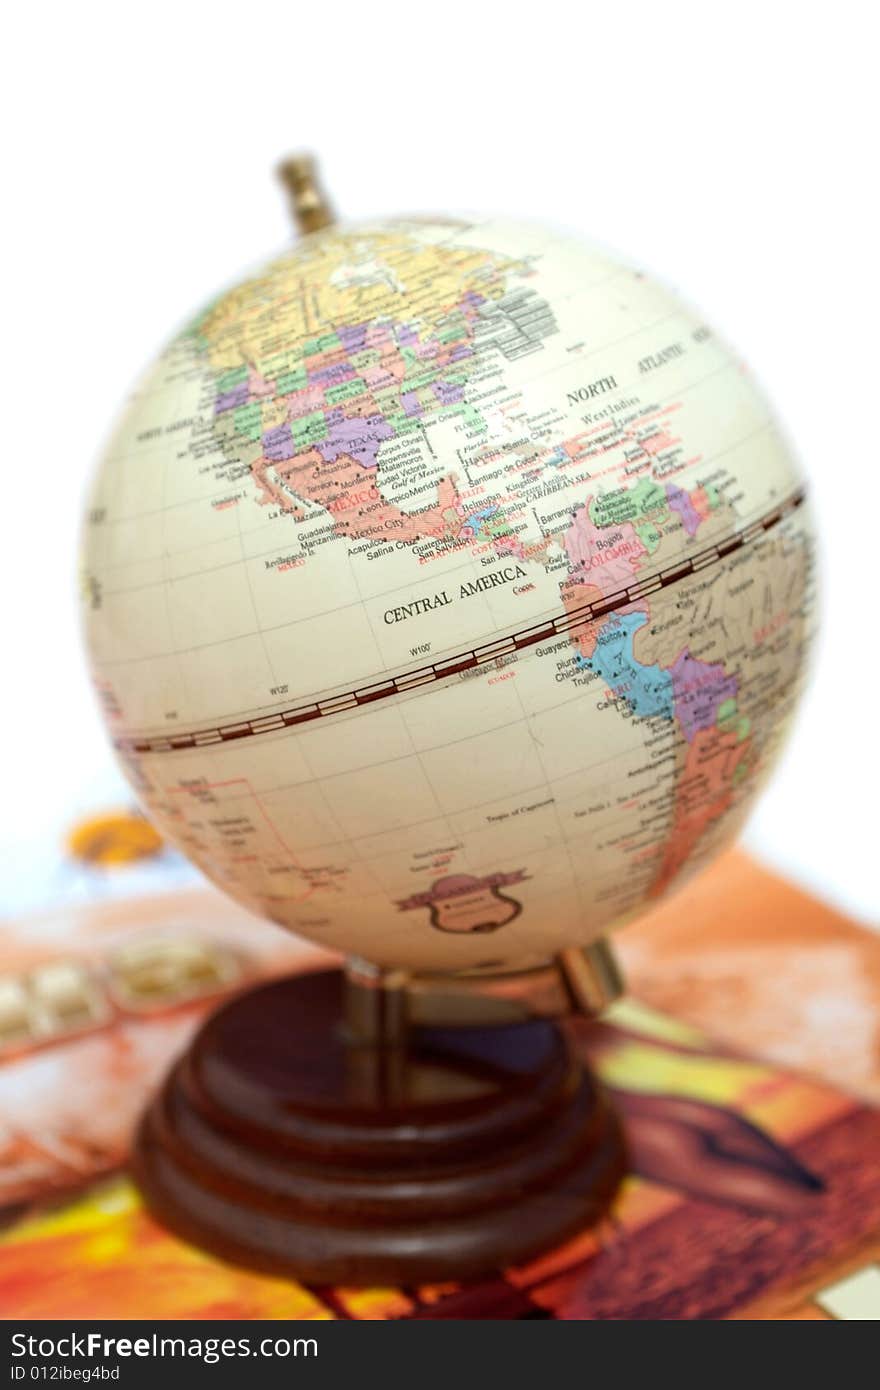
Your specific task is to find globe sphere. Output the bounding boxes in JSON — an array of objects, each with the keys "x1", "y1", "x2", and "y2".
[{"x1": 81, "y1": 217, "x2": 815, "y2": 971}]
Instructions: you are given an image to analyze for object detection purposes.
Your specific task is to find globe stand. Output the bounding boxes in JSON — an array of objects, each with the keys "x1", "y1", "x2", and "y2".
[{"x1": 133, "y1": 944, "x2": 627, "y2": 1285}]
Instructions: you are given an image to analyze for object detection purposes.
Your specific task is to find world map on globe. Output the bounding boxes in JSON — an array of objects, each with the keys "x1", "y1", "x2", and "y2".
[{"x1": 82, "y1": 218, "x2": 816, "y2": 970}]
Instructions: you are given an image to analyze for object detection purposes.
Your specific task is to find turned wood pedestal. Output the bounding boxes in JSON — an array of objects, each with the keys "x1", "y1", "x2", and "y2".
[{"x1": 134, "y1": 968, "x2": 625, "y2": 1285}]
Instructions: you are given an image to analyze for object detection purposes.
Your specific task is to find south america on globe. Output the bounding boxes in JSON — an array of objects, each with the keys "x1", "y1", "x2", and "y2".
[{"x1": 82, "y1": 208, "x2": 815, "y2": 972}]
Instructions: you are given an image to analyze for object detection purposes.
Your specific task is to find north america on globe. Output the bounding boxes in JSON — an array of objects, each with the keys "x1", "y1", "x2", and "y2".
[{"x1": 82, "y1": 217, "x2": 815, "y2": 970}]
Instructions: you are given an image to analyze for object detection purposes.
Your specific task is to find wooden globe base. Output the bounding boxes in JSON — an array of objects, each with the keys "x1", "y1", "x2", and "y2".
[{"x1": 133, "y1": 969, "x2": 625, "y2": 1285}]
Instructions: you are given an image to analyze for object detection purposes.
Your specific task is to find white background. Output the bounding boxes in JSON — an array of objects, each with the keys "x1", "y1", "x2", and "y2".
[{"x1": 2, "y1": 1, "x2": 877, "y2": 922}]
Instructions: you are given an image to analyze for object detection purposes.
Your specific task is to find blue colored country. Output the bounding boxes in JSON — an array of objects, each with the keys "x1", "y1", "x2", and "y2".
[{"x1": 579, "y1": 611, "x2": 675, "y2": 720}]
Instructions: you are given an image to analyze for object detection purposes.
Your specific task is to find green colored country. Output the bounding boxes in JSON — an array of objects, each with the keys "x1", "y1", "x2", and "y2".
[
  {"x1": 292, "y1": 410, "x2": 327, "y2": 447},
  {"x1": 439, "y1": 401, "x2": 484, "y2": 431},
  {"x1": 402, "y1": 369, "x2": 442, "y2": 393},
  {"x1": 637, "y1": 522, "x2": 662, "y2": 554},
  {"x1": 717, "y1": 697, "x2": 738, "y2": 726},
  {"x1": 326, "y1": 378, "x2": 367, "y2": 406},
  {"x1": 276, "y1": 366, "x2": 308, "y2": 395},
  {"x1": 717, "y1": 698, "x2": 751, "y2": 744},
  {"x1": 437, "y1": 324, "x2": 468, "y2": 345},
  {"x1": 217, "y1": 364, "x2": 249, "y2": 393},
  {"x1": 303, "y1": 332, "x2": 341, "y2": 357},
  {"x1": 591, "y1": 478, "x2": 667, "y2": 529},
  {"x1": 233, "y1": 401, "x2": 263, "y2": 441},
  {"x1": 350, "y1": 349, "x2": 379, "y2": 372},
  {"x1": 702, "y1": 482, "x2": 722, "y2": 508}
]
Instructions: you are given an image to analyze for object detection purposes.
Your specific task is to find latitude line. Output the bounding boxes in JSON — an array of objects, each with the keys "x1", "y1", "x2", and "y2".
[{"x1": 116, "y1": 487, "x2": 806, "y2": 756}]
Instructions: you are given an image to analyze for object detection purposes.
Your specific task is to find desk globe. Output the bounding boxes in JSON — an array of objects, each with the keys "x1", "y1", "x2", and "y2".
[{"x1": 81, "y1": 157, "x2": 816, "y2": 1283}]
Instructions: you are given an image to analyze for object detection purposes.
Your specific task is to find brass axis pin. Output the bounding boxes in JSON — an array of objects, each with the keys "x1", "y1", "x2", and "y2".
[{"x1": 277, "y1": 153, "x2": 335, "y2": 235}]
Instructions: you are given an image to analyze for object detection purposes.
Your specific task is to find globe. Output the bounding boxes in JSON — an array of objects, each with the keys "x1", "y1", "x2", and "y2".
[{"x1": 81, "y1": 215, "x2": 816, "y2": 973}]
